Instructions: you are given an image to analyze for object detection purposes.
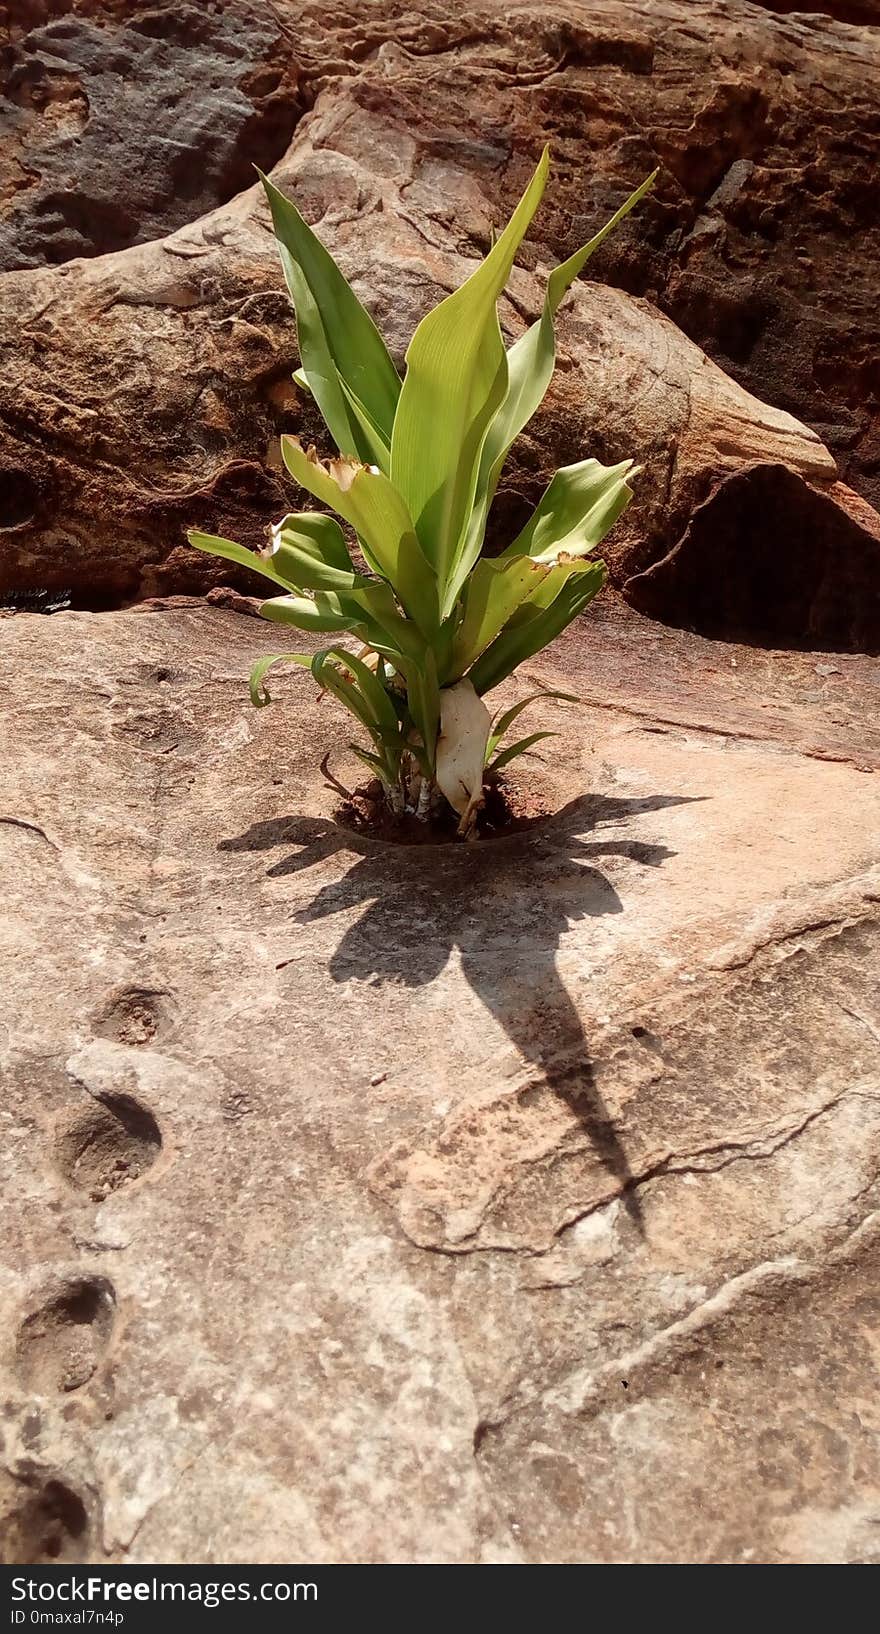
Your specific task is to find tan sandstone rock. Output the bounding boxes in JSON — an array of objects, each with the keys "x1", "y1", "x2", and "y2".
[
  {"x1": 2, "y1": 0, "x2": 880, "y2": 1568},
  {"x1": 0, "y1": 599, "x2": 878, "y2": 1563}
]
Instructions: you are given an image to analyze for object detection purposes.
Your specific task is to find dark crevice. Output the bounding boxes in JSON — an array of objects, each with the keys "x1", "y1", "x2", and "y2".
[
  {"x1": 0, "y1": 468, "x2": 39, "y2": 529},
  {"x1": 747, "y1": 2, "x2": 880, "y2": 24},
  {"x1": 0, "y1": 579, "x2": 140, "y2": 614},
  {"x1": 625, "y1": 464, "x2": 880, "y2": 654}
]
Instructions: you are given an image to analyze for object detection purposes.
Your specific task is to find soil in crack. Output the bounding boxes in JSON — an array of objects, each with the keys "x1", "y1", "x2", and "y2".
[{"x1": 334, "y1": 778, "x2": 551, "y2": 846}]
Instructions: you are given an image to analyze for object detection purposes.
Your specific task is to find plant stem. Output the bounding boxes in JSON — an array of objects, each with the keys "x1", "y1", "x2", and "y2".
[
  {"x1": 415, "y1": 778, "x2": 432, "y2": 822},
  {"x1": 385, "y1": 780, "x2": 404, "y2": 816}
]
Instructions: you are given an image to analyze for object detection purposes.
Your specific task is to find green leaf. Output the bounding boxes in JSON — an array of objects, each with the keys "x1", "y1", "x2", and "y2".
[
  {"x1": 499, "y1": 457, "x2": 637, "y2": 563},
  {"x1": 314, "y1": 661, "x2": 375, "y2": 735},
  {"x1": 490, "y1": 731, "x2": 558, "y2": 772},
  {"x1": 447, "y1": 555, "x2": 552, "y2": 679},
  {"x1": 311, "y1": 646, "x2": 404, "y2": 783},
  {"x1": 271, "y1": 510, "x2": 353, "y2": 570},
  {"x1": 501, "y1": 172, "x2": 657, "y2": 464},
  {"x1": 390, "y1": 148, "x2": 551, "y2": 608},
  {"x1": 487, "y1": 689, "x2": 579, "y2": 757},
  {"x1": 459, "y1": 170, "x2": 656, "y2": 581},
  {"x1": 187, "y1": 530, "x2": 293, "y2": 591},
  {"x1": 267, "y1": 511, "x2": 372, "y2": 593},
  {"x1": 249, "y1": 651, "x2": 312, "y2": 707},
  {"x1": 349, "y1": 744, "x2": 389, "y2": 777},
  {"x1": 518, "y1": 554, "x2": 600, "y2": 612},
  {"x1": 337, "y1": 374, "x2": 392, "y2": 472},
  {"x1": 339, "y1": 583, "x2": 427, "y2": 664},
  {"x1": 469, "y1": 560, "x2": 607, "y2": 695},
  {"x1": 259, "y1": 593, "x2": 360, "y2": 633},
  {"x1": 262, "y1": 574, "x2": 421, "y2": 666},
  {"x1": 313, "y1": 646, "x2": 402, "y2": 741},
  {"x1": 544, "y1": 168, "x2": 658, "y2": 297},
  {"x1": 398, "y1": 647, "x2": 441, "y2": 773},
  {"x1": 281, "y1": 437, "x2": 439, "y2": 634},
  {"x1": 330, "y1": 585, "x2": 413, "y2": 660},
  {"x1": 259, "y1": 170, "x2": 401, "y2": 458}
]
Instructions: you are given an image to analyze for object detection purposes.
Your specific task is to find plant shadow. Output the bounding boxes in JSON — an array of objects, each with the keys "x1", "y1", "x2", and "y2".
[{"x1": 220, "y1": 792, "x2": 699, "y2": 1235}]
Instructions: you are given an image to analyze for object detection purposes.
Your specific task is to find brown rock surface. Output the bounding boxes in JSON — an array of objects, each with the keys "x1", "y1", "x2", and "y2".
[
  {"x1": 0, "y1": 598, "x2": 878, "y2": 1563},
  {"x1": 3, "y1": 0, "x2": 880, "y2": 1568},
  {"x1": 1, "y1": 0, "x2": 879, "y2": 645},
  {"x1": 0, "y1": 1, "x2": 300, "y2": 271}
]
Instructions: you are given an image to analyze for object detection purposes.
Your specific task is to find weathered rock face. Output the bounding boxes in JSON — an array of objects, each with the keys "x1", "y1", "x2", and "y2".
[
  {"x1": 0, "y1": 1, "x2": 300, "y2": 270},
  {"x1": 0, "y1": 600, "x2": 878, "y2": 1563},
  {"x1": 2, "y1": 0, "x2": 880, "y2": 1568},
  {"x1": 1, "y1": 0, "x2": 879, "y2": 647}
]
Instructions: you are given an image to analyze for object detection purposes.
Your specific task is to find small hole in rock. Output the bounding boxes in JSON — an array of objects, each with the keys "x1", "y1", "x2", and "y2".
[
  {"x1": 473, "y1": 1421, "x2": 493, "y2": 1454},
  {"x1": 0, "y1": 1473, "x2": 90, "y2": 1565},
  {"x1": 55, "y1": 1093, "x2": 162, "y2": 1199},
  {"x1": 91, "y1": 986, "x2": 168, "y2": 1046},
  {"x1": 16, "y1": 1276, "x2": 116, "y2": 1395}
]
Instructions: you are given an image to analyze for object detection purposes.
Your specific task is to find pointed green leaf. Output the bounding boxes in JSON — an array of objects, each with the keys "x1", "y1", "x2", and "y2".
[
  {"x1": 267, "y1": 511, "x2": 374, "y2": 593},
  {"x1": 459, "y1": 170, "x2": 656, "y2": 580},
  {"x1": 496, "y1": 172, "x2": 657, "y2": 478},
  {"x1": 490, "y1": 731, "x2": 558, "y2": 772},
  {"x1": 397, "y1": 647, "x2": 440, "y2": 772},
  {"x1": 263, "y1": 578, "x2": 420, "y2": 671},
  {"x1": 338, "y1": 583, "x2": 426, "y2": 663},
  {"x1": 187, "y1": 530, "x2": 293, "y2": 591},
  {"x1": 390, "y1": 148, "x2": 551, "y2": 606},
  {"x1": 469, "y1": 561, "x2": 607, "y2": 695},
  {"x1": 259, "y1": 593, "x2": 359, "y2": 633},
  {"x1": 487, "y1": 689, "x2": 579, "y2": 757},
  {"x1": 349, "y1": 744, "x2": 389, "y2": 778},
  {"x1": 249, "y1": 651, "x2": 312, "y2": 707},
  {"x1": 447, "y1": 555, "x2": 552, "y2": 679},
  {"x1": 259, "y1": 170, "x2": 401, "y2": 457},
  {"x1": 310, "y1": 646, "x2": 405, "y2": 783},
  {"x1": 313, "y1": 661, "x2": 375, "y2": 735},
  {"x1": 337, "y1": 374, "x2": 392, "y2": 472},
  {"x1": 263, "y1": 574, "x2": 418, "y2": 665},
  {"x1": 313, "y1": 646, "x2": 402, "y2": 741},
  {"x1": 271, "y1": 510, "x2": 353, "y2": 571},
  {"x1": 518, "y1": 555, "x2": 601, "y2": 612},
  {"x1": 281, "y1": 436, "x2": 438, "y2": 633},
  {"x1": 499, "y1": 457, "x2": 637, "y2": 563}
]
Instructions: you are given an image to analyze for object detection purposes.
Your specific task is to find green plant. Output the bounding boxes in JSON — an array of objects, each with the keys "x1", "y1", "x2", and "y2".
[{"x1": 189, "y1": 150, "x2": 655, "y2": 833}]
